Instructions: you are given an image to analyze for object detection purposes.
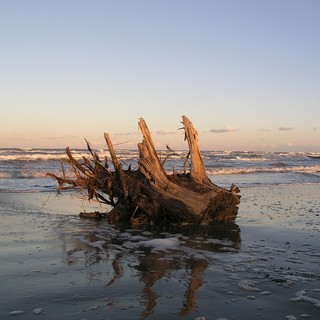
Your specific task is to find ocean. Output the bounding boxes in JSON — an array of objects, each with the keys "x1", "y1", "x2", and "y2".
[
  {"x1": 1, "y1": 147, "x2": 320, "y2": 193},
  {"x1": 1, "y1": 147, "x2": 320, "y2": 319}
]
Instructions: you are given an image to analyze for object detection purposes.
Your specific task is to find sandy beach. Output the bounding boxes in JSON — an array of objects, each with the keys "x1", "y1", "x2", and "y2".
[{"x1": 1, "y1": 184, "x2": 320, "y2": 320}]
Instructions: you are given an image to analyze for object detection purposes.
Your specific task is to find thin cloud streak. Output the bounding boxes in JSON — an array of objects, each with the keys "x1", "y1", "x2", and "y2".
[
  {"x1": 114, "y1": 132, "x2": 140, "y2": 136},
  {"x1": 156, "y1": 130, "x2": 177, "y2": 135},
  {"x1": 45, "y1": 135, "x2": 79, "y2": 140},
  {"x1": 278, "y1": 127, "x2": 295, "y2": 131},
  {"x1": 210, "y1": 126, "x2": 239, "y2": 134}
]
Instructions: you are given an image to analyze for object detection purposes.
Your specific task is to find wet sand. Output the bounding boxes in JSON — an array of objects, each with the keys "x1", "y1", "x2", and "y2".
[{"x1": 0, "y1": 185, "x2": 320, "y2": 319}]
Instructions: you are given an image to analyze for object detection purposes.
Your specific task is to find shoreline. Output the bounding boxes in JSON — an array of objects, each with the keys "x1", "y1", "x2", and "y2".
[{"x1": 1, "y1": 184, "x2": 320, "y2": 319}]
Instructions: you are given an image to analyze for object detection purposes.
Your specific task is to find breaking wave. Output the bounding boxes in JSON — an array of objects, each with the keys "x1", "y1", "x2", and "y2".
[
  {"x1": 1, "y1": 148, "x2": 320, "y2": 191},
  {"x1": 207, "y1": 165, "x2": 320, "y2": 176}
]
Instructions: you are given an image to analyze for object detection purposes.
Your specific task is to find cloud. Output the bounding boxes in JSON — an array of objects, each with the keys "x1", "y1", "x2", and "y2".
[
  {"x1": 156, "y1": 130, "x2": 177, "y2": 135},
  {"x1": 278, "y1": 127, "x2": 295, "y2": 131},
  {"x1": 261, "y1": 128, "x2": 271, "y2": 132},
  {"x1": 115, "y1": 131, "x2": 140, "y2": 136},
  {"x1": 210, "y1": 126, "x2": 238, "y2": 134},
  {"x1": 45, "y1": 135, "x2": 78, "y2": 140}
]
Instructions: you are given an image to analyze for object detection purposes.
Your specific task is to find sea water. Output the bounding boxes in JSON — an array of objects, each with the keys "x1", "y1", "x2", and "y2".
[
  {"x1": 1, "y1": 148, "x2": 320, "y2": 319},
  {"x1": 1, "y1": 148, "x2": 320, "y2": 192}
]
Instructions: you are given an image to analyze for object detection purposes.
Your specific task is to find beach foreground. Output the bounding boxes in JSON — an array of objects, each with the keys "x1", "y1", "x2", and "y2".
[{"x1": 1, "y1": 184, "x2": 320, "y2": 319}]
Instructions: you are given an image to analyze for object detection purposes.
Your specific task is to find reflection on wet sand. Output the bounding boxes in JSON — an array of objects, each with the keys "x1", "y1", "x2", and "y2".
[
  {"x1": 106, "y1": 252, "x2": 124, "y2": 287},
  {"x1": 57, "y1": 221, "x2": 241, "y2": 318},
  {"x1": 179, "y1": 258, "x2": 208, "y2": 316}
]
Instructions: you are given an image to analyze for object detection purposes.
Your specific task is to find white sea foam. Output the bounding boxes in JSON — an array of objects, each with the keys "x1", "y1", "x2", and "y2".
[
  {"x1": 238, "y1": 279, "x2": 261, "y2": 292},
  {"x1": 141, "y1": 237, "x2": 180, "y2": 251},
  {"x1": 9, "y1": 310, "x2": 24, "y2": 315},
  {"x1": 290, "y1": 289, "x2": 320, "y2": 309},
  {"x1": 33, "y1": 308, "x2": 43, "y2": 315},
  {"x1": 206, "y1": 165, "x2": 320, "y2": 175},
  {"x1": 90, "y1": 240, "x2": 107, "y2": 250},
  {"x1": 235, "y1": 156, "x2": 269, "y2": 162},
  {"x1": 0, "y1": 172, "x2": 11, "y2": 178}
]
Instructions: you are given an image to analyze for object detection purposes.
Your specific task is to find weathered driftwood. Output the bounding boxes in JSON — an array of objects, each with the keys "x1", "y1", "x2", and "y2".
[{"x1": 47, "y1": 116, "x2": 240, "y2": 224}]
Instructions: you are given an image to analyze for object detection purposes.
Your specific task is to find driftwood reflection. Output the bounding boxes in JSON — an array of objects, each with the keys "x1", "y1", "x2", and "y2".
[
  {"x1": 106, "y1": 252, "x2": 124, "y2": 287},
  {"x1": 179, "y1": 258, "x2": 208, "y2": 316},
  {"x1": 57, "y1": 222, "x2": 241, "y2": 318}
]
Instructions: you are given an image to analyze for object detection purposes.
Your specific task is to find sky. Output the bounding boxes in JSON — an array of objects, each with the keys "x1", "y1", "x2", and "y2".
[{"x1": 1, "y1": 0, "x2": 320, "y2": 152}]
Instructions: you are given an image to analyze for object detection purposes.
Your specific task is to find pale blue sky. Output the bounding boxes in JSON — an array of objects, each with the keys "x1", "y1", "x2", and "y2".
[{"x1": 1, "y1": 0, "x2": 320, "y2": 151}]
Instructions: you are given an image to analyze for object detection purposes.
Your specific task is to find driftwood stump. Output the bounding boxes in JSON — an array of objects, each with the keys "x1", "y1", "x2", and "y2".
[{"x1": 47, "y1": 116, "x2": 240, "y2": 224}]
